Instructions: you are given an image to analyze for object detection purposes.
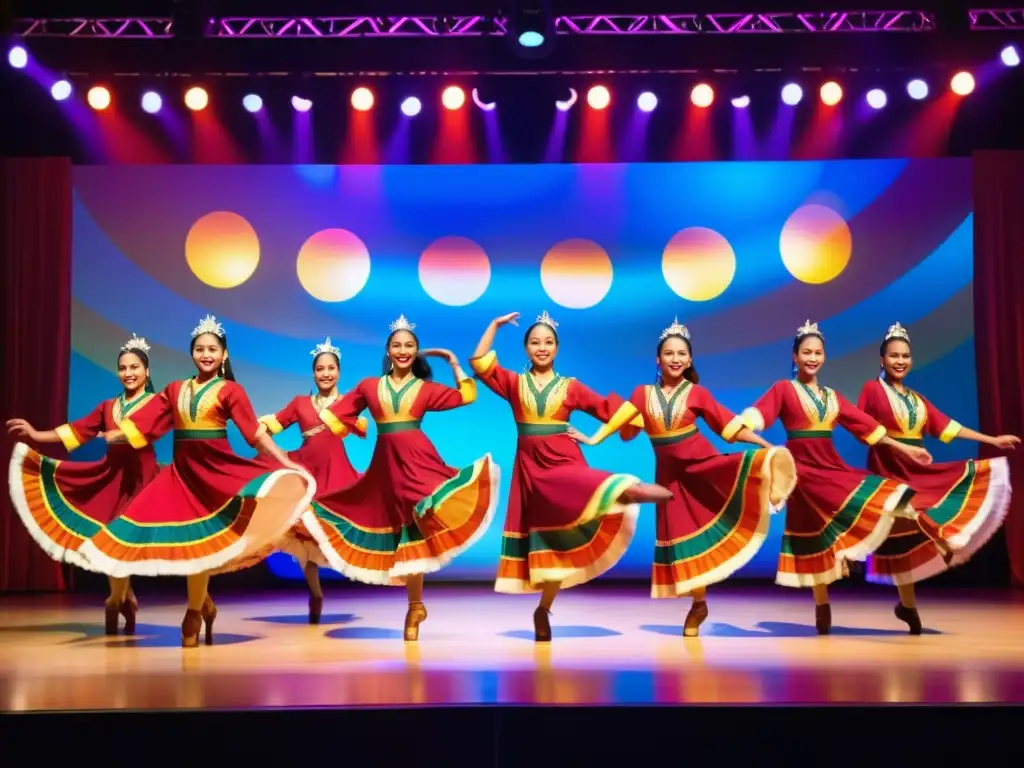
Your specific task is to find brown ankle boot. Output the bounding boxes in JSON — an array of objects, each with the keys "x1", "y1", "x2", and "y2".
[
  {"x1": 815, "y1": 603, "x2": 832, "y2": 635},
  {"x1": 120, "y1": 596, "x2": 138, "y2": 635},
  {"x1": 309, "y1": 595, "x2": 324, "y2": 625},
  {"x1": 200, "y1": 596, "x2": 217, "y2": 646},
  {"x1": 182, "y1": 609, "x2": 203, "y2": 648},
  {"x1": 683, "y1": 600, "x2": 708, "y2": 637},
  {"x1": 533, "y1": 606, "x2": 552, "y2": 642},
  {"x1": 404, "y1": 601, "x2": 427, "y2": 642},
  {"x1": 894, "y1": 603, "x2": 922, "y2": 635},
  {"x1": 104, "y1": 601, "x2": 120, "y2": 636}
]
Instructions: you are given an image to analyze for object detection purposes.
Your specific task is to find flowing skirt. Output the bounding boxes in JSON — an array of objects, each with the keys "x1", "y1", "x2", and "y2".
[
  {"x1": 495, "y1": 432, "x2": 640, "y2": 594},
  {"x1": 866, "y1": 442, "x2": 1011, "y2": 585},
  {"x1": 8, "y1": 441, "x2": 160, "y2": 572}
]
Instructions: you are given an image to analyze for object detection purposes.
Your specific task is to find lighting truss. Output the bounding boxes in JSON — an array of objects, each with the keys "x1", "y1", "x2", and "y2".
[{"x1": 969, "y1": 8, "x2": 1024, "y2": 29}]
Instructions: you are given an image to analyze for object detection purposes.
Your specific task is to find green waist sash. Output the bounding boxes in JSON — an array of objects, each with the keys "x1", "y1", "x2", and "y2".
[
  {"x1": 517, "y1": 423, "x2": 569, "y2": 437},
  {"x1": 891, "y1": 436, "x2": 924, "y2": 446},
  {"x1": 786, "y1": 429, "x2": 833, "y2": 440},
  {"x1": 650, "y1": 430, "x2": 698, "y2": 447},
  {"x1": 174, "y1": 428, "x2": 228, "y2": 440},
  {"x1": 377, "y1": 420, "x2": 422, "y2": 434}
]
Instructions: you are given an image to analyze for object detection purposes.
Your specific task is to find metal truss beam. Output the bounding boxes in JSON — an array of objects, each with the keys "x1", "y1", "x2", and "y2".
[{"x1": 969, "y1": 8, "x2": 1024, "y2": 29}]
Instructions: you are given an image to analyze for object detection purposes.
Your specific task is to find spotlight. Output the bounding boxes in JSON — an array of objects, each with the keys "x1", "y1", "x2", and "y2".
[
  {"x1": 781, "y1": 83, "x2": 803, "y2": 105},
  {"x1": 1001, "y1": 45, "x2": 1020, "y2": 67},
  {"x1": 8, "y1": 46, "x2": 27, "y2": 69},
  {"x1": 51, "y1": 80, "x2": 72, "y2": 101},
  {"x1": 587, "y1": 85, "x2": 610, "y2": 110},
  {"x1": 866, "y1": 88, "x2": 887, "y2": 109},
  {"x1": 243, "y1": 94, "x2": 263, "y2": 113},
  {"x1": 637, "y1": 91, "x2": 657, "y2": 112},
  {"x1": 471, "y1": 88, "x2": 497, "y2": 111},
  {"x1": 185, "y1": 87, "x2": 209, "y2": 111},
  {"x1": 690, "y1": 83, "x2": 714, "y2": 108},
  {"x1": 950, "y1": 71, "x2": 975, "y2": 96},
  {"x1": 906, "y1": 79, "x2": 929, "y2": 100},
  {"x1": 731, "y1": 95, "x2": 751, "y2": 109},
  {"x1": 820, "y1": 81, "x2": 843, "y2": 106},
  {"x1": 291, "y1": 96, "x2": 312, "y2": 112},
  {"x1": 401, "y1": 97, "x2": 422, "y2": 117},
  {"x1": 508, "y1": 1, "x2": 554, "y2": 57},
  {"x1": 351, "y1": 87, "x2": 374, "y2": 111},
  {"x1": 555, "y1": 88, "x2": 578, "y2": 112},
  {"x1": 87, "y1": 86, "x2": 111, "y2": 111},
  {"x1": 141, "y1": 91, "x2": 163, "y2": 114},
  {"x1": 442, "y1": 86, "x2": 465, "y2": 110}
]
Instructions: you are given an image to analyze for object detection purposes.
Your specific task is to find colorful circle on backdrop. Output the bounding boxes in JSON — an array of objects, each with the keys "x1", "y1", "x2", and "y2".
[
  {"x1": 661, "y1": 227, "x2": 736, "y2": 302},
  {"x1": 296, "y1": 229, "x2": 371, "y2": 302},
  {"x1": 779, "y1": 204, "x2": 853, "y2": 284},
  {"x1": 185, "y1": 211, "x2": 260, "y2": 289},
  {"x1": 419, "y1": 236, "x2": 491, "y2": 306},
  {"x1": 540, "y1": 238, "x2": 614, "y2": 309}
]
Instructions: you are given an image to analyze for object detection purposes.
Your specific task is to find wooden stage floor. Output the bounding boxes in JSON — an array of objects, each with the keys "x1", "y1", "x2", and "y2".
[{"x1": 3, "y1": 584, "x2": 1024, "y2": 711}]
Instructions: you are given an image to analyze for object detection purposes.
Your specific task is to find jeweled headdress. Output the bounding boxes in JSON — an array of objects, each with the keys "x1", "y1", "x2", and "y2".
[
  {"x1": 120, "y1": 333, "x2": 151, "y2": 355},
  {"x1": 796, "y1": 319, "x2": 823, "y2": 340},
  {"x1": 884, "y1": 322, "x2": 910, "y2": 343},
  {"x1": 659, "y1": 317, "x2": 690, "y2": 342},
  {"x1": 535, "y1": 310, "x2": 559, "y2": 330},
  {"x1": 191, "y1": 314, "x2": 225, "y2": 339},
  {"x1": 310, "y1": 336, "x2": 341, "y2": 359},
  {"x1": 388, "y1": 314, "x2": 416, "y2": 334}
]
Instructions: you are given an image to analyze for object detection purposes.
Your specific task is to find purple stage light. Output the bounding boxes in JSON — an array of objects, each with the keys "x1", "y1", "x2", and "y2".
[
  {"x1": 401, "y1": 97, "x2": 422, "y2": 116},
  {"x1": 291, "y1": 96, "x2": 312, "y2": 112},
  {"x1": 243, "y1": 94, "x2": 263, "y2": 113},
  {"x1": 637, "y1": 91, "x2": 657, "y2": 112},
  {"x1": 8, "y1": 46, "x2": 28, "y2": 69},
  {"x1": 51, "y1": 80, "x2": 72, "y2": 101}
]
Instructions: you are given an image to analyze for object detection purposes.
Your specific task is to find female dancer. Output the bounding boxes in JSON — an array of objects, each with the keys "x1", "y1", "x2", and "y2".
[
  {"x1": 857, "y1": 322, "x2": 1017, "y2": 633},
  {"x1": 740, "y1": 320, "x2": 933, "y2": 634},
  {"x1": 260, "y1": 337, "x2": 368, "y2": 623},
  {"x1": 301, "y1": 315, "x2": 499, "y2": 641},
  {"x1": 576, "y1": 319, "x2": 798, "y2": 636},
  {"x1": 469, "y1": 311, "x2": 672, "y2": 642},
  {"x1": 7, "y1": 334, "x2": 161, "y2": 635},
  {"x1": 75, "y1": 315, "x2": 316, "y2": 647}
]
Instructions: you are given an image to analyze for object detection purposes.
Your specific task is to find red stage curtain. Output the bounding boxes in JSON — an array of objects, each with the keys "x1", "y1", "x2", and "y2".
[
  {"x1": 0, "y1": 157, "x2": 73, "y2": 592},
  {"x1": 973, "y1": 150, "x2": 1024, "y2": 586}
]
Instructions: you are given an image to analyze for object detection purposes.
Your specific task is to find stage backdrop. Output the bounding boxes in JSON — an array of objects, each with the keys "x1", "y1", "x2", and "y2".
[{"x1": 68, "y1": 159, "x2": 976, "y2": 580}]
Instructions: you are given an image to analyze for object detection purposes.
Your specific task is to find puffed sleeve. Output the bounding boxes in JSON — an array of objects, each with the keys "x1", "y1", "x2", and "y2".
[
  {"x1": 119, "y1": 386, "x2": 175, "y2": 449},
  {"x1": 418, "y1": 378, "x2": 477, "y2": 412},
  {"x1": 741, "y1": 381, "x2": 788, "y2": 432},
  {"x1": 260, "y1": 396, "x2": 300, "y2": 435},
  {"x1": 55, "y1": 401, "x2": 107, "y2": 452},
  {"x1": 320, "y1": 380, "x2": 370, "y2": 437},
  {"x1": 689, "y1": 385, "x2": 745, "y2": 442},
  {"x1": 469, "y1": 351, "x2": 519, "y2": 402},
  {"x1": 920, "y1": 393, "x2": 962, "y2": 443},
  {"x1": 836, "y1": 391, "x2": 887, "y2": 446},
  {"x1": 221, "y1": 382, "x2": 267, "y2": 446}
]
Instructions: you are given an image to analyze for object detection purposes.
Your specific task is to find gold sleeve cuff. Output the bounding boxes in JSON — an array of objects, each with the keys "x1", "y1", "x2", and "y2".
[
  {"x1": 260, "y1": 415, "x2": 284, "y2": 435},
  {"x1": 590, "y1": 402, "x2": 642, "y2": 446},
  {"x1": 741, "y1": 407, "x2": 765, "y2": 432},
  {"x1": 470, "y1": 350, "x2": 497, "y2": 376},
  {"x1": 354, "y1": 417, "x2": 369, "y2": 436},
  {"x1": 55, "y1": 423, "x2": 82, "y2": 452},
  {"x1": 458, "y1": 377, "x2": 477, "y2": 405},
  {"x1": 865, "y1": 424, "x2": 887, "y2": 446},
  {"x1": 939, "y1": 420, "x2": 962, "y2": 444},
  {"x1": 721, "y1": 415, "x2": 745, "y2": 442},
  {"x1": 319, "y1": 408, "x2": 349, "y2": 438},
  {"x1": 629, "y1": 414, "x2": 644, "y2": 429},
  {"x1": 120, "y1": 418, "x2": 149, "y2": 449}
]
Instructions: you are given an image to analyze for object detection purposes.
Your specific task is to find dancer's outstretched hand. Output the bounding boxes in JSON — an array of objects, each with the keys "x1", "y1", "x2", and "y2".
[
  {"x1": 494, "y1": 312, "x2": 520, "y2": 327},
  {"x1": 420, "y1": 348, "x2": 458, "y2": 365},
  {"x1": 905, "y1": 445, "x2": 933, "y2": 465},
  {"x1": 992, "y1": 435, "x2": 1021, "y2": 451},
  {"x1": 6, "y1": 419, "x2": 37, "y2": 440}
]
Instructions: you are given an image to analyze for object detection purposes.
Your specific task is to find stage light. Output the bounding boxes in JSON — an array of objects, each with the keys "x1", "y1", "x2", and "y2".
[
  {"x1": 637, "y1": 91, "x2": 657, "y2": 112},
  {"x1": 471, "y1": 88, "x2": 497, "y2": 111},
  {"x1": 141, "y1": 91, "x2": 163, "y2": 114},
  {"x1": 87, "y1": 86, "x2": 111, "y2": 111},
  {"x1": 690, "y1": 83, "x2": 714, "y2": 108},
  {"x1": 820, "y1": 81, "x2": 843, "y2": 106},
  {"x1": 951, "y1": 71, "x2": 975, "y2": 96},
  {"x1": 243, "y1": 94, "x2": 263, "y2": 113},
  {"x1": 401, "y1": 96, "x2": 422, "y2": 117},
  {"x1": 291, "y1": 96, "x2": 312, "y2": 112},
  {"x1": 51, "y1": 80, "x2": 72, "y2": 101},
  {"x1": 731, "y1": 95, "x2": 751, "y2": 109},
  {"x1": 587, "y1": 86, "x2": 610, "y2": 110},
  {"x1": 907, "y1": 79, "x2": 929, "y2": 100},
  {"x1": 185, "y1": 87, "x2": 209, "y2": 111},
  {"x1": 555, "y1": 88, "x2": 578, "y2": 112},
  {"x1": 442, "y1": 86, "x2": 466, "y2": 110},
  {"x1": 519, "y1": 32, "x2": 544, "y2": 47},
  {"x1": 351, "y1": 87, "x2": 374, "y2": 111},
  {"x1": 1001, "y1": 45, "x2": 1020, "y2": 67},
  {"x1": 8, "y1": 46, "x2": 27, "y2": 69},
  {"x1": 781, "y1": 83, "x2": 803, "y2": 105},
  {"x1": 509, "y1": 1, "x2": 554, "y2": 56},
  {"x1": 866, "y1": 88, "x2": 887, "y2": 109}
]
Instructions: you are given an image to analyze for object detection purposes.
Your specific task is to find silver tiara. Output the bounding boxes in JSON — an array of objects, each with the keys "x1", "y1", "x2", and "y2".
[
  {"x1": 310, "y1": 336, "x2": 341, "y2": 359},
  {"x1": 535, "y1": 310, "x2": 559, "y2": 330},
  {"x1": 884, "y1": 322, "x2": 910, "y2": 342},
  {"x1": 388, "y1": 314, "x2": 416, "y2": 334},
  {"x1": 120, "y1": 333, "x2": 151, "y2": 355},
  {"x1": 191, "y1": 314, "x2": 225, "y2": 339},
  {"x1": 659, "y1": 317, "x2": 690, "y2": 342},
  {"x1": 796, "y1": 319, "x2": 823, "y2": 339}
]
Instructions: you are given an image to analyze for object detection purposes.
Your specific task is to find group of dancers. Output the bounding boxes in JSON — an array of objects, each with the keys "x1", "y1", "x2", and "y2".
[{"x1": 6, "y1": 311, "x2": 1018, "y2": 647}]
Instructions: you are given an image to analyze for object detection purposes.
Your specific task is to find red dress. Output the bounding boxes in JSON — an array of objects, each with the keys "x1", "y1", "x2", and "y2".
[
  {"x1": 74, "y1": 377, "x2": 317, "y2": 577},
  {"x1": 857, "y1": 379, "x2": 1011, "y2": 585},
  {"x1": 742, "y1": 380, "x2": 915, "y2": 587},
  {"x1": 260, "y1": 394, "x2": 367, "y2": 567},
  {"x1": 304, "y1": 374, "x2": 499, "y2": 585},
  {"x1": 8, "y1": 392, "x2": 163, "y2": 571},
  {"x1": 470, "y1": 351, "x2": 642, "y2": 594},
  {"x1": 588, "y1": 382, "x2": 798, "y2": 597}
]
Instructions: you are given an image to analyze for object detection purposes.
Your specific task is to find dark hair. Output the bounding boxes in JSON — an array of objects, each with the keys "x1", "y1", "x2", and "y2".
[
  {"x1": 190, "y1": 332, "x2": 237, "y2": 382},
  {"x1": 382, "y1": 329, "x2": 433, "y2": 380},
  {"x1": 117, "y1": 348, "x2": 156, "y2": 394},
  {"x1": 523, "y1": 321, "x2": 559, "y2": 347},
  {"x1": 312, "y1": 351, "x2": 341, "y2": 371},
  {"x1": 656, "y1": 334, "x2": 699, "y2": 385},
  {"x1": 791, "y1": 332, "x2": 825, "y2": 377}
]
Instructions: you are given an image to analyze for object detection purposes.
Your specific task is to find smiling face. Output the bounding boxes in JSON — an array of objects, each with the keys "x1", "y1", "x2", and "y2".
[
  {"x1": 117, "y1": 351, "x2": 148, "y2": 395},
  {"x1": 657, "y1": 336, "x2": 691, "y2": 383},
  {"x1": 881, "y1": 339, "x2": 912, "y2": 383},
  {"x1": 387, "y1": 330, "x2": 418, "y2": 376},
  {"x1": 525, "y1": 323, "x2": 558, "y2": 372},
  {"x1": 191, "y1": 333, "x2": 226, "y2": 378},
  {"x1": 793, "y1": 334, "x2": 825, "y2": 379},
  {"x1": 313, "y1": 353, "x2": 340, "y2": 393}
]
